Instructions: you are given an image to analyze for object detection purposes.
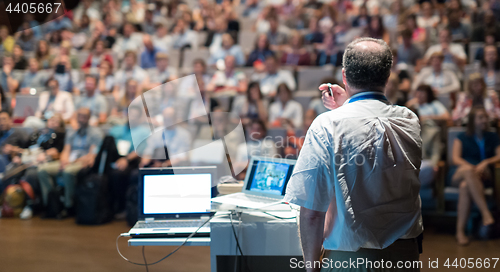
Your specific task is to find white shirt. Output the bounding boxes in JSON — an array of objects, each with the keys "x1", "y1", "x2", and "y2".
[
  {"x1": 251, "y1": 70, "x2": 296, "y2": 96},
  {"x1": 412, "y1": 67, "x2": 460, "y2": 95},
  {"x1": 152, "y1": 35, "x2": 172, "y2": 52},
  {"x1": 36, "y1": 90, "x2": 75, "y2": 121},
  {"x1": 284, "y1": 92, "x2": 423, "y2": 251},
  {"x1": 269, "y1": 100, "x2": 303, "y2": 128}
]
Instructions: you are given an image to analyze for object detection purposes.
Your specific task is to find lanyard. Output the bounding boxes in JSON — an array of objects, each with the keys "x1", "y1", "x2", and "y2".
[
  {"x1": 347, "y1": 92, "x2": 388, "y2": 104},
  {"x1": 0, "y1": 129, "x2": 13, "y2": 143}
]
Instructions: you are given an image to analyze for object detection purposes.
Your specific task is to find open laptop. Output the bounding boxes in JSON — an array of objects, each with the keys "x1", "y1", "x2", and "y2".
[
  {"x1": 128, "y1": 166, "x2": 216, "y2": 238},
  {"x1": 211, "y1": 156, "x2": 296, "y2": 209}
]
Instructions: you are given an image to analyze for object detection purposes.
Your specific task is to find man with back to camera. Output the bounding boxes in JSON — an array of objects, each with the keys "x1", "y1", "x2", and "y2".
[{"x1": 284, "y1": 38, "x2": 423, "y2": 272}]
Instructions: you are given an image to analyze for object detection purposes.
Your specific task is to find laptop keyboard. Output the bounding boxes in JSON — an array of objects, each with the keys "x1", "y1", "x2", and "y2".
[
  {"x1": 135, "y1": 220, "x2": 209, "y2": 229},
  {"x1": 226, "y1": 194, "x2": 281, "y2": 204}
]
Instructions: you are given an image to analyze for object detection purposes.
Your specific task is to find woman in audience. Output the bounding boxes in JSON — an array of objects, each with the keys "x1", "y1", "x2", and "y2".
[
  {"x1": 451, "y1": 106, "x2": 499, "y2": 245},
  {"x1": 405, "y1": 14, "x2": 427, "y2": 44},
  {"x1": 453, "y1": 73, "x2": 500, "y2": 126},
  {"x1": 246, "y1": 34, "x2": 275, "y2": 68},
  {"x1": 352, "y1": 4, "x2": 371, "y2": 28},
  {"x1": 231, "y1": 81, "x2": 269, "y2": 126},
  {"x1": 417, "y1": 1, "x2": 440, "y2": 29},
  {"x1": 12, "y1": 45, "x2": 28, "y2": 70},
  {"x1": 315, "y1": 31, "x2": 343, "y2": 67},
  {"x1": 20, "y1": 58, "x2": 47, "y2": 94},
  {"x1": 35, "y1": 40, "x2": 53, "y2": 70},
  {"x1": 365, "y1": 15, "x2": 390, "y2": 44},
  {"x1": 304, "y1": 17, "x2": 324, "y2": 46},
  {"x1": 97, "y1": 60, "x2": 115, "y2": 94},
  {"x1": 0, "y1": 25, "x2": 15, "y2": 53},
  {"x1": 207, "y1": 33, "x2": 245, "y2": 67},
  {"x1": 318, "y1": 4, "x2": 337, "y2": 33},
  {"x1": 81, "y1": 40, "x2": 114, "y2": 71},
  {"x1": 480, "y1": 45, "x2": 500, "y2": 91},
  {"x1": 280, "y1": 31, "x2": 311, "y2": 66},
  {"x1": 406, "y1": 84, "x2": 450, "y2": 122},
  {"x1": 269, "y1": 83, "x2": 303, "y2": 129}
]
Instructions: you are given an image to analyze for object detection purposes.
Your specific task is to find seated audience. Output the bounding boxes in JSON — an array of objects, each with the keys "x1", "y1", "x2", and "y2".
[
  {"x1": 406, "y1": 84, "x2": 450, "y2": 122},
  {"x1": 404, "y1": 14, "x2": 426, "y2": 44},
  {"x1": 171, "y1": 19, "x2": 198, "y2": 50},
  {"x1": 114, "y1": 51, "x2": 148, "y2": 98},
  {"x1": 81, "y1": 40, "x2": 114, "y2": 70},
  {"x1": 145, "y1": 52, "x2": 178, "y2": 90},
  {"x1": 417, "y1": 1, "x2": 439, "y2": 29},
  {"x1": 424, "y1": 28, "x2": 466, "y2": 71},
  {"x1": 108, "y1": 105, "x2": 150, "y2": 216},
  {"x1": 97, "y1": 60, "x2": 115, "y2": 94},
  {"x1": 304, "y1": 17, "x2": 324, "y2": 46},
  {"x1": 447, "y1": 8, "x2": 471, "y2": 43},
  {"x1": 474, "y1": 31, "x2": 500, "y2": 62},
  {"x1": 471, "y1": 10, "x2": 500, "y2": 42},
  {"x1": 20, "y1": 58, "x2": 48, "y2": 93},
  {"x1": 397, "y1": 29, "x2": 423, "y2": 66},
  {"x1": 152, "y1": 23, "x2": 172, "y2": 52},
  {"x1": 412, "y1": 52, "x2": 460, "y2": 109},
  {"x1": 246, "y1": 34, "x2": 275, "y2": 68},
  {"x1": 35, "y1": 40, "x2": 54, "y2": 70},
  {"x1": 207, "y1": 55, "x2": 247, "y2": 94},
  {"x1": 269, "y1": 83, "x2": 303, "y2": 129},
  {"x1": 315, "y1": 31, "x2": 343, "y2": 67},
  {"x1": 73, "y1": 75, "x2": 108, "y2": 127},
  {"x1": 385, "y1": 73, "x2": 407, "y2": 106},
  {"x1": 0, "y1": 54, "x2": 20, "y2": 94},
  {"x1": 451, "y1": 106, "x2": 498, "y2": 245},
  {"x1": 12, "y1": 45, "x2": 28, "y2": 70},
  {"x1": 0, "y1": 26, "x2": 15, "y2": 53},
  {"x1": 24, "y1": 78, "x2": 74, "y2": 129},
  {"x1": 110, "y1": 79, "x2": 141, "y2": 124},
  {"x1": 52, "y1": 41, "x2": 79, "y2": 70},
  {"x1": 112, "y1": 23, "x2": 143, "y2": 60},
  {"x1": 479, "y1": 45, "x2": 500, "y2": 91},
  {"x1": 38, "y1": 108, "x2": 103, "y2": 218},
  {"x1": 140, "y1": 35, "x2": 163, "y2": 69},
  {"x1": 231, "y1": 81, "x2": 269, "y2": 126},
  {"x1": 208, "y1": 33, "x2": 245, "y2": 67},
  {"x1": 453, "y1": 73, "x2": 500, "y2": 125},
  {"x1": 16, "y1": 23, "x2": 38, "y2": 52},
  {"x1": 266, "y1": 17, "x2": 288, "y2": 51},
  {"x1": 364, "y1": 15, "x2": 390, "y2": 44},
  {"x1": 205, "y1": 17, "x2": 232, "y2": 54},
  {"x1": 280, "y1": 31, "x2": 311, "y2": 66},
  {"x1": 0, "y1": 111, "x2": 29, "y2": 172},
  {"x1": 236, "y1": 119, "x2": 278, "y2": 165},
  {"x1": 352, "y1": 4, "x2": 371, "y2": 28},
  {"x1": 251, "y1": 55, "x2": 296, "y2": 97}
]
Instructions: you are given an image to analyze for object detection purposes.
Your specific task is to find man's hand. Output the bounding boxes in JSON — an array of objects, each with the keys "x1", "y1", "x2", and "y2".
[
  {"x1": 115, "y1": 157, "x2": 129, "y2": 171},
  {"x1": 319, "y1": 84, "x2": 348, "y2": 110}
]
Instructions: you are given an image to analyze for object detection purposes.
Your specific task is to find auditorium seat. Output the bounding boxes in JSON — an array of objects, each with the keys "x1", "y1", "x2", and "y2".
[{"x1": 296, "y1": 66, "x2": 334, "y2": 91}]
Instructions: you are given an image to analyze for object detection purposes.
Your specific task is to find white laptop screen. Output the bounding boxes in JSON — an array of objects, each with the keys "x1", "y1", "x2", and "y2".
[
  {"x1": 246, "y1": 160, "x2": 294, "y2": 196},
  {"x1": 143, "y1": 174, "x2": 212, "y2": 215}
]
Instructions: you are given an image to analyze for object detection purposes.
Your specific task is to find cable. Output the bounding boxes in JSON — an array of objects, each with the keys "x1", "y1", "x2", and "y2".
[
  {"x1": 229, "y1": 212, "x2": 244, "y2": 255},
  {"x1": 142, "y1": 247, "x2": 149, "y2": 272},
  {"x1": 116, "y1": 215, "x2": 213, "y2": 266},
  {"x1": 262, "y1": 212, "x2": 297, "y2": 220}
]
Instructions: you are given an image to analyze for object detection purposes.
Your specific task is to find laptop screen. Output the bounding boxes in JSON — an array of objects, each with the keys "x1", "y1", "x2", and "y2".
[
  {"x1": 245, "y1": 159, "x2": 295, "y2": 196},
  {"x1": 143, "y1": 173, "x2": 212, "y2": 215}
]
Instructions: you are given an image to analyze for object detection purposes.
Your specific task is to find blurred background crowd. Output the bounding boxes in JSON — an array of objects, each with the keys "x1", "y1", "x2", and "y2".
[{"x1": 0, "y1": 0, "x2": 499, "y2": 243}]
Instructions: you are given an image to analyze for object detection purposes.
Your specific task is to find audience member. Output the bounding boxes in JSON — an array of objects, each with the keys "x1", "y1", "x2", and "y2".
[
  {"x1": 266, "y1": 17, "x2": 288, "y2": 51},
  {"x1": 207, "y1": 55, "x2": 247, "y2": 93},
  {"x1": 112, "y1": 23, "x2": 143, "y2": 60},
  {"x1": 424, "y1": 28, "x2": 466, "y2": 71},
  {"x1": 171, "y1": 19, "x2": 199, "y2": 50},
  {"x1": 251, "y1": 55, "x2": 296, "y2": 97},
  {"x1": 451, "y1": 106, "x2": 498, "y2": 245},
  {"x1": 236, "y1": 119, "x2": 277, "y2": 165},
  {"x1": 81, "y1": 40, "x2": 114, "y2": 70},
  {"x1": 0, "y1": 26, "x2": 15, "y2": 53},
  {"x1": 231, "y1": 81, "x2": 269, "y2": 126},
  {"x1": 114, "y1": 51, "x2": 148, "y2": 97},
  {"x1": 315, "y1": 31, "x2": 343, "y2": 67},
  {"x1": 73, "y1": 75, "x2": 108, "y2": 127},
  {"x1": 280, "y1": 31, "x2": 311, "y2": 66},
  {"x1": 417, "y1": 1, "x2": 440, "y2": 29},
  {"x1": 152, "y1": 23, "x2": 172, "y2": 52},
  {"x1": 447, "y1": 8, "x2": 471, "y2": 44},
  {"x1": 0, "y1": 54, "x2": 20, "y2": 94},
  {"x1": 140, "y1": 35, "x2": 164, "y2": 69},
  {"x1": 20, "y1": 59, "x2": 48, "y2": 93},
  {"x1": 208, "y1": 33, "x2": 245, "y2": 66},
  {"x1": 12, "y1": 45, "x2": 28, "y2": 70},
  {"x1": 35, "y1": 40, "x2": 53, "y2": 70},
  {"x1": 480, "y1": 45, "x2": 500, "y2": 91},
  {"x1": 396, "y1": 29, "x2": 423, "y2": 66},
  {"x1": 246, "y1": 34, "x2": 275, "y2": 68},
  {"x1": 38, "y1": 108, "x2": 103, "y2": 219},
  {"x1": 269, "y1": 83, "x2": 303, "y2": 129},
  {"x1": 406, "y1": 84, "x2": 450, "y2": 122},
  {"x1": 97, "y1": 60, "x2": 115, "y2": 94}
]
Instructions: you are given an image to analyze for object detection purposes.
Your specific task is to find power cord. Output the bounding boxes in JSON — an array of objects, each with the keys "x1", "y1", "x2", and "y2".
[
  {"x1": 116, "y1": 215, "x2": 213, "y2": 267},
  {"x1": 229, "y1": 211, "x2": 252, "y2": 272},
  {"x1": 262, "y1": 212, "x2": 297, "y2": 220},
  {"x1": 142, "y1": 246, "x2": 149, "y2": 272}
]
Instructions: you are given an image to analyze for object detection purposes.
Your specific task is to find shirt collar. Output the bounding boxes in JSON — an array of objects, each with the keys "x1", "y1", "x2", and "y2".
[{"x1": 345, "y1": 91, "x2": 388, "y2": 104}]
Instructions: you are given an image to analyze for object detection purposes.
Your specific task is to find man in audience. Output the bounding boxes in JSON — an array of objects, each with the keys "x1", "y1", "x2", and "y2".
[
  {"x1": 424, "y1": 28, "x2": 466, "y2": 71},
  {"x1": 152, "y1": 23, "x2": 172, "y2": 52},
  {"x1": 73, "y1": 75, "x2": 108, "y2": 127},
  {"x1": 112, "y1": 23, "x2": 143, "y2": 60},
  {"x1": 207, "y1": 55, "x2": 247, "y2": 93},
  {"x1": 205, "y1": 17, "x2": 230, "y2": 54},
  {"x1": 140, "y1": 35, "x2": 163, "y2": 69},
  {"x1": 266, "y1": 17, "x2": 288, "y2": 51},
  {"x1": 0, "y1": 54, "x2": 20, "y2": 94},
  {"x1": 0, "y1": 111, "x2": 29, "y2": 173},
  {"x1": 471, "y1": 10, "x2": 500, "y2": 42},
  {"x1": 108, "y1": 105, "x2": 150, "y2": 217},
  {"x1": 397, "y1": 28, "x2": 423, "y2": 66},
  {"x1": 172, "y1": 19, "x2": 198, "y2": 50},
  {"x1": 114, "y1": 51, "x2": 148, "y2": 96},
  {"x1": 207, "y1": 33, "x2": 245, "y2": 67},
  {"x1": 447, "y1": 9, "x2": 471, "y2": 43},
  {"x1": 38, "y1": 108, "x2": 103, "y2": 218},
  {"x1": 145, "y1": 52, "x2": 178, "y2": 90},
  {"x1": 140, "y1": 107, "x2": 192, "y2": 168},
  {"x1": 20, "y1": 58, "x2": 48, "y2": 94},
  {"x1": 251, "y1": 55, "x2": 296, "y2": 97}
]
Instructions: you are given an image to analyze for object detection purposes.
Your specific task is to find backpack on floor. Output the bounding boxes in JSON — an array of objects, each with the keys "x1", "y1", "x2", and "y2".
[
  {"x1": 74, "y1": 136, "x2": 118, "y2": 225},
  {"x1": 45, "y1": 186, "x2": 64, "y2": 218},
  {"x1": 125, "y1": 184, "x2": 138, "y2": 227}
]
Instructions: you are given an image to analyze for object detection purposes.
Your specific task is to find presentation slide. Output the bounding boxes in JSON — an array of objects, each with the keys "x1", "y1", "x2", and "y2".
[{"x1": 248, "y1": 161, "x2": 290, "y2": 196}]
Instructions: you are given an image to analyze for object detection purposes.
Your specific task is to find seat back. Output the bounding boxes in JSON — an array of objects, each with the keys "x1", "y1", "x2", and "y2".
[
  {"x1": 297, "y1": 66, "x2": 334, "y2": 91},
  {"x1": 447, "y1": 127, "x2": 466, "y2": 163}
]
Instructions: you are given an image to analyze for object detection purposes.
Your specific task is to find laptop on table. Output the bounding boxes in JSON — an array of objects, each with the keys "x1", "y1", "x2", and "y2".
[
  {"x1": 128, "y1": 166, "x2": 216, "y2": 238},
  {"x1": 211, "y1": 156, "x2": 296, "y2": 209}
]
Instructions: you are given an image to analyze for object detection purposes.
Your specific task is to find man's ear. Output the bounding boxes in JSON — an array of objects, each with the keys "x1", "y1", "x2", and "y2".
[{"x1": 341, "y1": 68, "x2": 347, "y2": 88}]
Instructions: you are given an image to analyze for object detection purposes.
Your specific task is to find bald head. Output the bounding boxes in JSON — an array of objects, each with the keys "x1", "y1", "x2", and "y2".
[{"x1": 342, "y1": 38, "x2": 392, "y2": 91}]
